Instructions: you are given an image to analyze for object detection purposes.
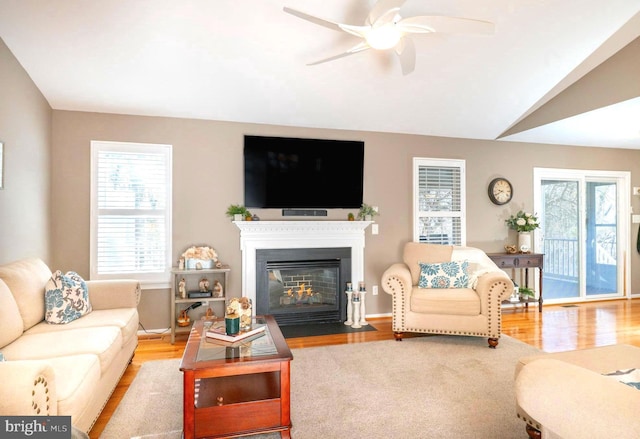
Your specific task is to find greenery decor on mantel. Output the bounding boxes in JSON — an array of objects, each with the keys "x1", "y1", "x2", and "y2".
[
  {"x1": 225, "y1": 204, "x2": 251, "y2": 221},
  {"x1": 358, "y1": 203, "x2": 379, "y2": 221}
]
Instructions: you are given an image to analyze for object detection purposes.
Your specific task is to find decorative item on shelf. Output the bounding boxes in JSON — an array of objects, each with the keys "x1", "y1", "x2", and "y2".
[
  {"x1": 505, "y1": 211, "x2": 540, "y2": 253},
  {"x1": 226, "y1": 204, "x2": 250, "y2": 222},
  {"x1": 179, "y1": 278, "x2": 187, "y2": 299},
  {"x1": 357, "y1": 203, "x2": 379, "y2": 221},
  {"x1": 181, "y1": 245, "x2": 222, "y2": 270},
  {"x1": 347, "y1": 213, "x2": 355, "y2": 221},
  {"x1": 178, "y1": 258, "x2": 185, "y2": 270},
  {"x1": 213, "y1": 280, "x2": 224, "y2": 298},
  {"x1": 177, "y1": 309, "x2": 191, "y2": 327},
  {"x1": 504, "y1": 244, "x2": 517, "y2": 254},
  {"x1": 251, "y1": 214, "x2": 260, "y2": 221},
  {"x1": 198, "y1": 277, "x2": 210, "y2": 292}
]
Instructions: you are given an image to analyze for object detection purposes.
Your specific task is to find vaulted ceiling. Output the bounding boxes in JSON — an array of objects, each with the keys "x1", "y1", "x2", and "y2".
[{"x1": 1, "y1": 0, "x2": 639, "y2": 148}]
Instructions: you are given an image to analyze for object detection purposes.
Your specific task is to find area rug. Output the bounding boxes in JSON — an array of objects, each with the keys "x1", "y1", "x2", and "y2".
[
  {"x1": 280, "y1": 321, "x2": 377, "y2": 338},
  {"x1": 100, "y1": 335, "x2": 541, "y2": 439}
]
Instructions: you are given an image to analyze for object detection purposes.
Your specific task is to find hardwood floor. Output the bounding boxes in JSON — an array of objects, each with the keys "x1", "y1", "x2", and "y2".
[{"x1": 89, "y1": 298, "x2": 640, "y2": 438}]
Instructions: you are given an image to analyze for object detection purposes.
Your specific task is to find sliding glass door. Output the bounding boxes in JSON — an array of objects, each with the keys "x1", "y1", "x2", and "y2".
[{"x1": 534, "y1": 169, "x2": 630, "y2": 302}]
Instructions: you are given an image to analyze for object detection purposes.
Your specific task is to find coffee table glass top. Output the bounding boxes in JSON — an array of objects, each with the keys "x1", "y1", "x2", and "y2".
[{"x1": 196, "y1": 316, "x2": 278, "y2": 362}]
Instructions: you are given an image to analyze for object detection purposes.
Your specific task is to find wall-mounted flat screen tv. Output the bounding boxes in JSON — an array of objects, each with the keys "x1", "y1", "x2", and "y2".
[{"x1": 244, "y1": 135, "x2": 364, "y2": 209}]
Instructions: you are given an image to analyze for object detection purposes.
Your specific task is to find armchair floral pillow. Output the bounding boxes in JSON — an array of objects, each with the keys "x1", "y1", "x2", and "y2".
[{"x1": 418, "y1": 260, "x2": 469, "y2": 289}]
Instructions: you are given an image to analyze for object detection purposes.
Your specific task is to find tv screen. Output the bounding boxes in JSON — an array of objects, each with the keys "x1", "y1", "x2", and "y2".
[{"x1": 244, "y1": 135, "x2": 364, "y2": 209}]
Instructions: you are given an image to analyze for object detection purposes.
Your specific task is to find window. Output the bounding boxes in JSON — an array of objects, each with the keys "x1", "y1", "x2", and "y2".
[
  {"x1": 90, "y1": 141, "x2": 172, "y2": 287},
  {"x1": 413, "y1": 158, "x2": 466, "y2": 245}
]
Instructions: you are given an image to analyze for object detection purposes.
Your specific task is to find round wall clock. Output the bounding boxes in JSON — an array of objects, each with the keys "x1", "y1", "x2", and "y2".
[{"x1": 488, "y1": 178, "x2": 513, "y2": 205}]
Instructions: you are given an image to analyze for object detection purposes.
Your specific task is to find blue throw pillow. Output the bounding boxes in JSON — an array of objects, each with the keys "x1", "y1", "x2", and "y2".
[
  {"x1": 45, "y1": 270, "x2": 92, "y2": 324},
  {"x1": 418, "y1": 260, "x2": 469, "y2": 289},
  {"x1": 604, "y1": 368, "x2": 640, "y2": 390}
]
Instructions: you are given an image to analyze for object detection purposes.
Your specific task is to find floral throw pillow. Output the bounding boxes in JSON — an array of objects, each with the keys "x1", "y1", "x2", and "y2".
[
  {"x1": 604, "y1": 368, "x2": 640, "y2": 391},
  {"x1": 45, "y1": 270, "x2": 92, "y2": 324},
  {"x1": 418, "y1": 260, "x2": 469, "y2": 289}
]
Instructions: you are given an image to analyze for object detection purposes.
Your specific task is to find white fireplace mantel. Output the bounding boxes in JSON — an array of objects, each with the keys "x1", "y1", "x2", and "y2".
[{"x1": 234, "y1": 221, "x2": 372, "y2": 307}]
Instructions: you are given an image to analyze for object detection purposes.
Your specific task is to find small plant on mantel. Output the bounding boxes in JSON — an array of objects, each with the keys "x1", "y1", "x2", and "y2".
[
  {"x1": 357, "y1": 203, "x2": 379, "y2": 220},
  {"x1": 226, "y1": 204, "x2": 250, "y2": 221}
]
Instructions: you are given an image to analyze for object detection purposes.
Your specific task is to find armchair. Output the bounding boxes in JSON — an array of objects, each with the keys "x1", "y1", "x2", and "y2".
[{"x1": 381, "y1": 243, "x2": 512, "y2": 347}]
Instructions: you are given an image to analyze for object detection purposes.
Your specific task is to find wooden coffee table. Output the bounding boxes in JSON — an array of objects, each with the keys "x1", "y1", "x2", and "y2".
[{"x1": 180, "y1": 315, "x2": 293, "y2": 438}]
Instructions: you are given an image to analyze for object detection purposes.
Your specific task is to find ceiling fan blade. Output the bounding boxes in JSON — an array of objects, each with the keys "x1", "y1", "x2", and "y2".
[
  {"x1": 283, "y1": 6, "x2": 345, "y2": 33},
  {"x1": 395, "y1": 36, "x2": 415, "y2": 76},
  {"x1": 397, "y1": 16, "x2": 494, "y2": 35},
  {"x1": 338, "y1": 23, "x2": 371, "y2": 39},
  {"x1": 367, "y1": 0, "x2": 406, "y2": 26},
  {"x1": 307, "y1": 41, "x2": 370, "y2": 66}
]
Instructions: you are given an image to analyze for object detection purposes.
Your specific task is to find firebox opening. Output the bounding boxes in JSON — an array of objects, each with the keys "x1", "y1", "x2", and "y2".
[{"x1": 256, "y1": 248, "x2": 351, "y2": 326}]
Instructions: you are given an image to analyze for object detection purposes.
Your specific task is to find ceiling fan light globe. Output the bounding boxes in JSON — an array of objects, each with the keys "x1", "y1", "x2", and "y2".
[{"x1": 365, "y1": 24, "x2": 402, "y2": 50}]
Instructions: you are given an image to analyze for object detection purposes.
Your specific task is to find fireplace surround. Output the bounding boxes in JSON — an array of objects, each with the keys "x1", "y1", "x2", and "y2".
[{"x1": 234, "y1": 221, "x2": 371, "y2": 321}]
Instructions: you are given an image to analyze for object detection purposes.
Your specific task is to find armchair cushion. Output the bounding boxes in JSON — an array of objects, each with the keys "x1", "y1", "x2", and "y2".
[
  {"x1": 404, "y1": 242, "x2": 453, "y2": 285},
  {"x1": 418, "y1": 260, "x2": 469, "y2": 289}
]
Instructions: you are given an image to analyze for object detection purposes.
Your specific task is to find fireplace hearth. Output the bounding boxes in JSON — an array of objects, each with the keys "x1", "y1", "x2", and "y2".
[{"x1": 256, "y1": 248, "x2": 351, "y2": 326}]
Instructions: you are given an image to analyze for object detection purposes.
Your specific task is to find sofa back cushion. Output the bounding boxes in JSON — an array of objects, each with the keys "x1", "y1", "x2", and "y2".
[
  {"x1": 403, "y1": 242, "x2": 453, "y2": 286},
  {"x1": 0, "y1": 258, "x2": 51, "y2": 331},
  {"x1": 0, "y1": 279, "x2": 24, "y2": 349}
]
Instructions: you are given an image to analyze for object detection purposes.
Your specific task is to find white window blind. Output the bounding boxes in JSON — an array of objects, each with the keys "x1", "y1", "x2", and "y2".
[
  {"x1": 413, "y1": 158, "x2": 466, "y2": 245},
  {"x1": 90, "y1": 141, "x2": 172, "y2": 286}
]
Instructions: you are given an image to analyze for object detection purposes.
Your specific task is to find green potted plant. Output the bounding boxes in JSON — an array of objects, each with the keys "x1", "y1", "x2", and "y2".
[
  {"x1": 518, "y1": 286, "x2": 536, "y2": 301},
  {"x1": 357, "y1": 203, "x2": 379, "y2": 221},
  {"x1": 226, "y1": 204, "x2": 249, "y2": 221}
]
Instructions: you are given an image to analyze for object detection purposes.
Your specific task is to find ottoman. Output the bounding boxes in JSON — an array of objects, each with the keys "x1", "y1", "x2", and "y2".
[{"x1": 515, "y1": 344, "x2": 640, "y2": 439}]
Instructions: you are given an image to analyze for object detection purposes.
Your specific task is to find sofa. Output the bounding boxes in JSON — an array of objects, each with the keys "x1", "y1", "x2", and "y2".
[
  {"x1": 0, "y1": 257, "x2": 140, "y2": 434},
  {"x1": 381, "y1": 243, "x2": 512, "y2": 347},
  {"x1": 515, "y1": 344, "x2": 640, "y2": 438}
]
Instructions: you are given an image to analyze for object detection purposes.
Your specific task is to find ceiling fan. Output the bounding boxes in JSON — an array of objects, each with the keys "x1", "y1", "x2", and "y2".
[{"x1": 283, "y1": 0, "x2": 494, "y2": 75}]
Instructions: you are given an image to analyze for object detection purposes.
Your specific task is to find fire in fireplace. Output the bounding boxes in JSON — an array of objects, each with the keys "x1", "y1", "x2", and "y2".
[{"x1": 255, "y1": 248, "x2": 351, "y2": 326}]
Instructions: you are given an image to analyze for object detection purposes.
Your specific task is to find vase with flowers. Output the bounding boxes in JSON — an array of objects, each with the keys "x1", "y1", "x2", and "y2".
[{"x1": 505, "y1": 211, "x2": 540, "y2": 253}]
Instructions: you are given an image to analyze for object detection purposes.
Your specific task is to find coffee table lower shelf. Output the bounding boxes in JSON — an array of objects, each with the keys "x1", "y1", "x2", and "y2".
[{"x1": 193, "y1": 373, "x2": 286, "y2": 438}]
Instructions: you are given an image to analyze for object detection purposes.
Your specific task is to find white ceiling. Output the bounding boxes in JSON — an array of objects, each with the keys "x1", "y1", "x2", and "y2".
[{"x1": 1, "y1": 0, "x2": 639, "y2": 148}]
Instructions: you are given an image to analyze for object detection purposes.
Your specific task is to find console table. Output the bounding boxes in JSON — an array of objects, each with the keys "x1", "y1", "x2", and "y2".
[{"x1": 487, "y1": 253, "x2": 544, "y2": 312}]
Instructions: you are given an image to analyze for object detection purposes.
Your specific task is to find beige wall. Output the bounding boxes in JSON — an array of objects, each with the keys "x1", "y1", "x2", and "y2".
[
  {"x1": 0, "y1": 38, "x2": 51, "y2": 264},
  {"x1": 3, "y1": 34, "x2": 640, "y2": 332},
  {"x1": 51, "y1": 110, "x2": 640, "y2": 330}
]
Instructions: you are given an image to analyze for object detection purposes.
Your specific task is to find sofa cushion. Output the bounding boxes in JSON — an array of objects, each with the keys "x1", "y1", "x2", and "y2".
[
  {"x1": 410, "y1": 286, "x2": 480, "y2": 315},
  {"x1": 0, "y1": 279, "x2": 24, "y2": 349},
  {"x1": 0, "y1": 326, "x2": 123, "y2": 374},
  {"x1": 418, "y1": 260, "x2": 469, "y2": 289},
  {"x1": 26, "y1": 308, "x2": 139, "y2": 347},
  {"x1": 404, "y1": 243, "x2": 453, "y2": 286},
  {"x1": 45, "y1": 271, "x2": 92, "y2": 324},
  {"x1": 0, "y1": 258, "x2": 51, "y2": 331}
]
